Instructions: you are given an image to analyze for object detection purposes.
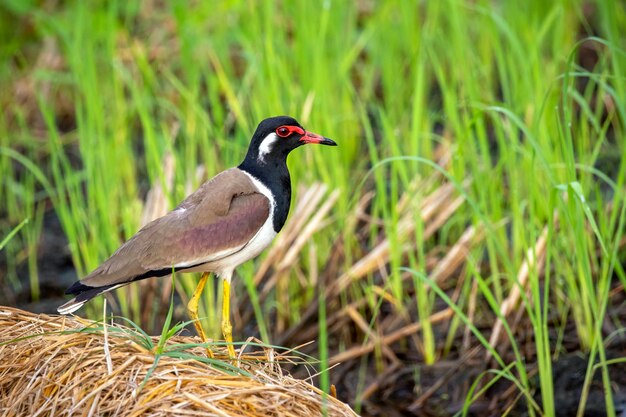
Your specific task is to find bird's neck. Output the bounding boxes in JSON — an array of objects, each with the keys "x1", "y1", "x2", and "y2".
[{"x1": 238, "y1": 157, "x2": 291, "y2": 233}]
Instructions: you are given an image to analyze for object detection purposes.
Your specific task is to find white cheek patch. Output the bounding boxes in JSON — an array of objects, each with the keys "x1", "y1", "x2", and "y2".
[{"x1": 257, "y1": 133, "x2": 279, "y2": 164}]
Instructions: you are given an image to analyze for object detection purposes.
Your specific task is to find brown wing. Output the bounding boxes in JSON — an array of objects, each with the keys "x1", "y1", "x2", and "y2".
[{"x1": 80, "y1": 169, "x2": 270, "y2": 287}]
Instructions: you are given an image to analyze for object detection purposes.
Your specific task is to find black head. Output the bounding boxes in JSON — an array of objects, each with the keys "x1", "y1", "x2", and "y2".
[
  {"x1": 238, "y1": 116, "x2": 336, "y2": 233},
  {"x1": 241, "y1": 116, "x2": 336, "y2": 167}
]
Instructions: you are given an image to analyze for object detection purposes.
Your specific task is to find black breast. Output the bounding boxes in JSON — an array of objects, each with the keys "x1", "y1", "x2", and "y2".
[{"x1": 238, "y1": 162, "x2": 292, "y2": 233}]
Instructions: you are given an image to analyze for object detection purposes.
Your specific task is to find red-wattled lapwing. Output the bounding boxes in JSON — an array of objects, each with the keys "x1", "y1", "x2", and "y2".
[{"x1": 58, "y1": 116, "x2": 336, "y2": 358}]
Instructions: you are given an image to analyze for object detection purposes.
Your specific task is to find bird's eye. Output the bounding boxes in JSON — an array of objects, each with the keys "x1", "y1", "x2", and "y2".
[{"x1": 276, "y1": 126, "x2": 290, "y2": 137}]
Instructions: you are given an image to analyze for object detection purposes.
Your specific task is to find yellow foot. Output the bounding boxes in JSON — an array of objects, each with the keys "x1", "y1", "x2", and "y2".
[
  {"x1": 187, "y1": 272, "x2": 214, "y2": 358},
  {"x1": 222, "y1": 279, "x2": 237, "y2": 360}
]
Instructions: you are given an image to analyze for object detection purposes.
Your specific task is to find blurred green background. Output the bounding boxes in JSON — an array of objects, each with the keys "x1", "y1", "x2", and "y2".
[{"x1": 1, "y1": 0, "x2": 625, "y2": 415}]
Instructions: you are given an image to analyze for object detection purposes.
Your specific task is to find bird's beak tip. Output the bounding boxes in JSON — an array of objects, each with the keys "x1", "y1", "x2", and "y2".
[
  {"x1": 321, "y1": 137, "x2": 337, "y2": 146},
  {"x1": 301, "y1": 131, "x2": 337, "y2": 146}
]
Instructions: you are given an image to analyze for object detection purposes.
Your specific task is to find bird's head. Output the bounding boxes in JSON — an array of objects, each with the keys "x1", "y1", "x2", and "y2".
[{"x1": 245, "y1": 116, "x2": 336, "y2": 166}]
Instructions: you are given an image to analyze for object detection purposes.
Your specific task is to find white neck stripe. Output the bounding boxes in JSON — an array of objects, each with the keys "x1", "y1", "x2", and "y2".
[
  {"x1": 241, "y1": 171, "x2": 275, "y2": 207},
  {"x1": 257, "y1": 133, "x2": 279, "y2": 164}
]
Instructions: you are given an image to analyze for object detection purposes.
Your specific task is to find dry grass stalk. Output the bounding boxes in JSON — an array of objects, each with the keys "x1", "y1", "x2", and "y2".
[
  {"x1": 430, "y1": 225, "x2": 484, "y2": 285},
  {"x1": 329, "y1": 219, "x2": 484, "y2": 366},
  {"x1": 334, "y1": 177, "x2": 468, "y2": 294},
  {"x1": 486, "y1": 226, "x2": 549, "y2": 360},
  {"x1": 329, "y1": 308, "x2": 454, "y2": 365},
  {"x1": 0, "y1": 307, "x2": 358, "y2": 417},
  {"x1": 345, "y1": 306, "x2": 399, "y2": 366},
  {"x1": 357, "y1": 361, "x2": 402, "y2": 403}
]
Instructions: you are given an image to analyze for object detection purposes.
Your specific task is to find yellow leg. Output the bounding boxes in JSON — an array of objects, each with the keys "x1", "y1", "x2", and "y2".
[
  {"x1": 187, "y1": 272, "x2": 213, "y2": 358},
  {"x1": 222, "y1": 279, "x2": 236, "y2": 358}
]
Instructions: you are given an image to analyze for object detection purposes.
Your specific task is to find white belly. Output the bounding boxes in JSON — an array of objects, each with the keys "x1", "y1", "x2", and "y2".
[{"x1": 202, "y1": 216, "x2": 276, "y2": 276}]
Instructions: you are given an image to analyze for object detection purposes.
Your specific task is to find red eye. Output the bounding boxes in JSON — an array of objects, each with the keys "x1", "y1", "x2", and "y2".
[{"x1": 276, "y1": 126, "x2": 290, "y2": 137}]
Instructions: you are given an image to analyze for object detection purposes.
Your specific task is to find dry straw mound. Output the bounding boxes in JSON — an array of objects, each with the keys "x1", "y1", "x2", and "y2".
[{"x1": 0, "y1": 307, "x2": 358, "y2": 417}]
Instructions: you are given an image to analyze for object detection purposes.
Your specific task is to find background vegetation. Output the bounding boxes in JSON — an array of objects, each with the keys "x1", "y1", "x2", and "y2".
[{"x1": 1, "y1": 0, "x2": 625, "y2": 415}]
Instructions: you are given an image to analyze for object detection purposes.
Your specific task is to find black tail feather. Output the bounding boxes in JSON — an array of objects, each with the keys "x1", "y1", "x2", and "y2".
[{"x1": 60, "y1": 265, "x2": 203, "y2": 314}]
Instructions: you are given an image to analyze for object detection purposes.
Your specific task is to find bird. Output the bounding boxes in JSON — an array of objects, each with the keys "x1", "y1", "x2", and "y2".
[{"x1": 57, "y1": 116, "x2": 337, "y2": 358}]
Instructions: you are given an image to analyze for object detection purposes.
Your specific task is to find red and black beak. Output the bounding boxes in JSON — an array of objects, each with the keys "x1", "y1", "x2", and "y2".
[{"x1": 300, "y1": 131, "x2": 337, "y2": 146}]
